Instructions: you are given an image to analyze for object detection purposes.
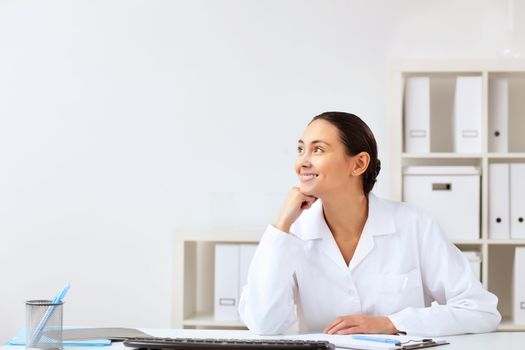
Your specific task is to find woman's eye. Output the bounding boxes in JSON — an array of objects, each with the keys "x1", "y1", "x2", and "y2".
[
  {"x1": 297, "y1": 146, "x2": 304, "y2": 153},
  {"x1": 314, "y1": 146, "x2": 323, "y2": 153}
]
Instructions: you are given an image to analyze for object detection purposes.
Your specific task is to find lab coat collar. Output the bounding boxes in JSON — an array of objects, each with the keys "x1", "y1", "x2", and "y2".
[
  {"x1": 362, "y1": 193, "x2": 397, "y2": 237},
  {"x1": 298, "y1": 193, "x2": 397, "y2": 271},
  {"x1": 348, "y1": 193, "x2": 397, "y2": 271},
  {"x1": 296, "y1": 193, "x2": 396, "y2": 239}
]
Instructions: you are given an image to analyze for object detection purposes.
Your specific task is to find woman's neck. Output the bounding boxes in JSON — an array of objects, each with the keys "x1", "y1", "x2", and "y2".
[{"x1": 321, "y1": 189, "x2": 369, "y2": 242}]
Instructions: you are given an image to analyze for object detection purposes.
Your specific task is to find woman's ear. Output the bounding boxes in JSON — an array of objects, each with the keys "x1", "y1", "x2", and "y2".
[{"x1": 351, "y1": 152, "x2": 370, "y2": 176}]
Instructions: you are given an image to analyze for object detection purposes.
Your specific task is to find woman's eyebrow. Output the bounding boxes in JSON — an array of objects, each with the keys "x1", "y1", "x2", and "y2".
[{"x1": 297, "y1": 139, "x2": 331, "y2": 146}]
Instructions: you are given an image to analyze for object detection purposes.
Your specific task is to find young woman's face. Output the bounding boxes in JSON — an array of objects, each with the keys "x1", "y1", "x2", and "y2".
[{"x1": 295, "y1": 119, "x2": 354, "y2": 198}]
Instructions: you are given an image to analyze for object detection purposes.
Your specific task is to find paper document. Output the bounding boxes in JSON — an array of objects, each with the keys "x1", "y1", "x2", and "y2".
[{"x1": 283, "y1": 333, "x2": 448, "y2": 350}]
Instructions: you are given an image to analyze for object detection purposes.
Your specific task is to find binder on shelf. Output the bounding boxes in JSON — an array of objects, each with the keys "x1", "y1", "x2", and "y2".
[
  {"x1": 489, "y1": 78, "x2": 509, "y2": 152},
  {"x1": 214, "y1": 244, "x2": 240, "y2": 321},
  {"x1": 404, "y1": 77, "x2": 430, "y2": 153},
  {"x1": 489, "y1": 163, "x2": 510, "y2": 240},
  {"x1": 511, "y1": 164, "x2": 525, "y2": 239},
  {"x1": 513, "y1": 247, "x2": 525, "y2": 325},
  {"x1": 453, "y1": 76, "x2": 482, "y2": 153},
  {"x1": 214, "y1": 243, "x2": 257, "y2": 322}
]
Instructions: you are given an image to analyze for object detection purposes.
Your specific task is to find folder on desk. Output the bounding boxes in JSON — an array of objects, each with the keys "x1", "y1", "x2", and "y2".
[
  {"x1": 489, "y1": 163, "x2": 510, "y2": 239},
  {"x1": 404, "y1": 77, "x2": 430, "y2": 153},
  {"x1": 7, "y1": 328, "x2": 111, "y2": 347},
  {"x1": 489, "y1": 77, "x2": 509, "y2": 152},
  {"x1": 454, "y1": 76, "x2": 482, "y2": 153},
  {"x1": 61, "y1": 328, "x2": 151, "y2": 341},
  {"x1": 7, "y1": 327, "x2": 152, "y2": 346}
]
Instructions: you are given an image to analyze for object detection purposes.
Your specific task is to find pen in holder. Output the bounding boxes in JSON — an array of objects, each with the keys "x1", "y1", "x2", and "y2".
[{"x1": 25, "y1": 300, "x2": 64, "y2": 350}]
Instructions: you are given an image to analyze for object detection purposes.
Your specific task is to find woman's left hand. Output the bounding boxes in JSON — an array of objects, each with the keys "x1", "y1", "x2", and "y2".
[{"x1": 323, "y1": 315, "x2": 399, "y2": 335}]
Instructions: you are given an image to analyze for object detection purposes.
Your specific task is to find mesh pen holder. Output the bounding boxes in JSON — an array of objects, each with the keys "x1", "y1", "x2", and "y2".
[{"x1": 25, "y1": 300, "x2": 63, "y2": 350}]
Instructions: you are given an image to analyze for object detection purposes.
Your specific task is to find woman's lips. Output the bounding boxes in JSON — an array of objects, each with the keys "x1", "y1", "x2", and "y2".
[{"x1": 300, "y1": 174, "x2": 318, "y2": 182}]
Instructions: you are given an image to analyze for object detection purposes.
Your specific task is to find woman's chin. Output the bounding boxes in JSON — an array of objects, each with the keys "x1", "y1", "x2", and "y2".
[{"x1": 299, "y1": 184, "x2": 318, "y2": 197}]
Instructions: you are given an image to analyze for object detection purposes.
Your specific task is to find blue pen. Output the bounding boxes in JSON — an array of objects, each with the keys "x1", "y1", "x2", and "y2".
[
  {"x1": 351, "y1": 335, "x2": 401, "y2": 346},
  {"x1": 29, "y1": 284, "x2": 71, "y2": 347}
]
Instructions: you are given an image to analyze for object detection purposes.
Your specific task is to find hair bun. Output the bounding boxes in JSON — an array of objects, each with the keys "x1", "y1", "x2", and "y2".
[{"x1": 374, "y1": 159, "x2": 381, "y2": 179}]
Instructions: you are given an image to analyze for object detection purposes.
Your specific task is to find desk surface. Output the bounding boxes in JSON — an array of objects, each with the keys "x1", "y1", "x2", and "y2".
[{"x1": 3, "y1": 329, "x2": 525, "y2": 350}]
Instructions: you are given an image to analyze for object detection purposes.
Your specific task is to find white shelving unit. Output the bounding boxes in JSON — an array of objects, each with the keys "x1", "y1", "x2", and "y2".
[
  {"x1": 389, "y1": 59, "x2": 525, "y2": 331},
  {"x1": 172, "y1": 228, "x2": 263, "y2": 329}
]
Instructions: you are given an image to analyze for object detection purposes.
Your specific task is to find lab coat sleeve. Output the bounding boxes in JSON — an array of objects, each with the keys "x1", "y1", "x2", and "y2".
[
  {"x1": 238, "y1": 224, "x2": 303, "y2": 335},
  {"x1": 388, "y1": 217, "x2": 501, "y2": 336}
]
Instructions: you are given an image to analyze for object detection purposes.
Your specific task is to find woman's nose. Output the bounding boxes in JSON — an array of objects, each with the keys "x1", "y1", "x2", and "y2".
[
  {"x1": 297, "y1": 150, "x2": 312, "y2": 167},
  {"x1": 299, "y1": 157, "x2": 312, "y2": 168}
]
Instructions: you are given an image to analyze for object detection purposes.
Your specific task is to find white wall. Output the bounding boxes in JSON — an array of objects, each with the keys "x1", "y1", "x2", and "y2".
[{"x1": 0, "y1": 0, "x2": 522, "y2": 342}]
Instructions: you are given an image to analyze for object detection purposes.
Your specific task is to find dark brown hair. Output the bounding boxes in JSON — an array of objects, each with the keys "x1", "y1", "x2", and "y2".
[{"x1": 310, "y1": 111, "x2": 381, "y2": 195}]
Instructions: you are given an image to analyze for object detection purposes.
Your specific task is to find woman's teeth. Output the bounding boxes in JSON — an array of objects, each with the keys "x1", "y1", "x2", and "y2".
[{"x1": 301, "y1": 174, "x2": 317, "y2": 181}]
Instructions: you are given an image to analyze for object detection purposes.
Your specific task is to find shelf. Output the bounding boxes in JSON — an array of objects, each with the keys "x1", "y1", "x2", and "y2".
[
  {"x1": 451, "y1": 240, "x2": 484, "y2": 245},
  {"x1": 498, "y1": 318, "x2": 525, "y2": 331},
  {"x1": 392, "y1": 60, "x2": 525, "y2": 332},
  {"x1": 487, "y1": 239, "x2": 525, "y2": 245},
  {"x1": 173, "y1": 229, "x2": 262, "y2": 330},
  {"x1": 175, "y1": 228, "x2": 263, "y2": 242},
  {"x1": 402, "y1": 153, "x2": 483, "y2": 159},
  {"x1": 392, "y1": 59, "x2": 525, "y2": 73},
  {"x1": 487, "y1": 153, "x2": 525, "y2": 159},
  {"x1": 182, "y1": 311, "x2": 247, "y2": 328}
]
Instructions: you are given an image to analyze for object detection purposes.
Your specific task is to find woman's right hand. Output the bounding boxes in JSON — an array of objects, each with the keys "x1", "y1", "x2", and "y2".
[{"x1": 274, "y1": 187, "x2": 317, "y2": 233}]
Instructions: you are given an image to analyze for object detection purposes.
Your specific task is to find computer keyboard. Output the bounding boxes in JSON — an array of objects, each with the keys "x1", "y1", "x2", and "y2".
[{"x1": 123, "y1": 336, "x2": 335, "y2": 350}]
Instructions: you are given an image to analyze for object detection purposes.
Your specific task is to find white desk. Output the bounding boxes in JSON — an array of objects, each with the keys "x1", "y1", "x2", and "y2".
[{"x1": 2, "y1": 329, "x2": 525, "y2": 350}]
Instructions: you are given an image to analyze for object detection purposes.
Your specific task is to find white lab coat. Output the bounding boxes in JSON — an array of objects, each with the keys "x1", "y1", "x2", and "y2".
[{"x1": 238, "y1": 194, "x2": 501, "y2": 336}]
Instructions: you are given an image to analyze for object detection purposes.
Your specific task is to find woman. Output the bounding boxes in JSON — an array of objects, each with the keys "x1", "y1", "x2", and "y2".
[{"x1": 238, "y1": 112, "x2": 500, "y2": 336}]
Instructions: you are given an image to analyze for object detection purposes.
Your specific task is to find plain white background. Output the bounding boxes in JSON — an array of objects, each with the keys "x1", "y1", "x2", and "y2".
[{"x1": 0, "y1": 0, "x2": 523, "y2": 343}]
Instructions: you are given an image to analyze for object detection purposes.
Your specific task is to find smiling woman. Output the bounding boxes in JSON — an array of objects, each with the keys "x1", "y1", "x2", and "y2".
[
  {"x1": 238, "y1": 111, "x2": 501, "y2": 337},
  {"x1": 296, "y1": 112, "x2": 380, "y2": 200}
]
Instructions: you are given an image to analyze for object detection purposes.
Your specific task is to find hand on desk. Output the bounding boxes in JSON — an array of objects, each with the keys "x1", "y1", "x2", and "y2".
[{"x1": 323, "y1": 315, "x2": 399, "y2": 335}]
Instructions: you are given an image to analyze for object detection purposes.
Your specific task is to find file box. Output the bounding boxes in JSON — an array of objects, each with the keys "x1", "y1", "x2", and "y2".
[{"x1": 403, "y1": 166, "x2": 481, "y2": 240}]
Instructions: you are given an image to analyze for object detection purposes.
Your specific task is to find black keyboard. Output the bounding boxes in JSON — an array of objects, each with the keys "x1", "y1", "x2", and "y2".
[{"x1": 123, "y1": 337, "x2": 335, "y2": 350}]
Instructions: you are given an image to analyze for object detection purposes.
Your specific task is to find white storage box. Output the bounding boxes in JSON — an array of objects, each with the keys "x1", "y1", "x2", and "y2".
[{"x1": 403, "y1": 166, "x2": 481, "y2": 240}]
